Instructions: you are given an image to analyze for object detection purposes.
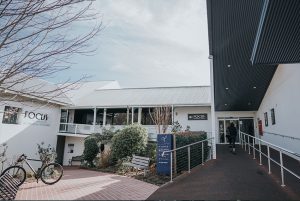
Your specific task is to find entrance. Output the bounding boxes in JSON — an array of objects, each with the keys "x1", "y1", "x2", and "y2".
[
  {"x1": 218, "y1": 118, "x2": 254, "y2": 144},
  {"x1": 218, "y1": 119, "x2": 239, "y2": 144}
]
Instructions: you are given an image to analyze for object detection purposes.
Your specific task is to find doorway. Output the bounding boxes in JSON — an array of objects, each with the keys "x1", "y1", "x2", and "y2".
[{"x1": 218, "y1": 119, "x2": 239, "y2": 144}]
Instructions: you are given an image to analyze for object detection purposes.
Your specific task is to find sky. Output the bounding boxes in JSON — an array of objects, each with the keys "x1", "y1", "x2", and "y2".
[{"x1": 52, "y1": 0, "x2": 210, "y2": 88}]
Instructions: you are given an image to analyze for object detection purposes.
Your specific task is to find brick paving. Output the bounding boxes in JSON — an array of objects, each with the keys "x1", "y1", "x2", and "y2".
[
  {"x1": 148, "y1": 145, "x2": 300, "y2": 200},
  {"x1": 16, "y1": 168, "x2": 158, "y2": 200}
]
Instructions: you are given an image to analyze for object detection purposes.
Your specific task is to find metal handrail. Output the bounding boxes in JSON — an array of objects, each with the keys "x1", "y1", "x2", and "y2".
[
  {"x1": 162, "y1": 137, "x2": 214, "y2": 182},
  {"x1": 162, "y1": 137, "x2": 214, "y2": 156},
  {"x1": 240, "y1": 132, "x2": 300, "y2": 157},
  {"x1": 263, "y1": 131, "x2": 300, "y2": 141},
  {"x1": 240, "y1": 131, "x2": 300, "y2": 187}
]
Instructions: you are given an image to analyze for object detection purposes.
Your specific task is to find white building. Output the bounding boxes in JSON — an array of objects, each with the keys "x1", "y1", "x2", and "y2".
[{"x1": 1, "y1": 0, "x2": 300, "y2": 168}]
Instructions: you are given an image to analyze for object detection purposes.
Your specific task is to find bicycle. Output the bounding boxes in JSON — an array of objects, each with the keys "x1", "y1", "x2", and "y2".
[{"x1": 0, "y1": 154, "x2": 63, "y2": 187}]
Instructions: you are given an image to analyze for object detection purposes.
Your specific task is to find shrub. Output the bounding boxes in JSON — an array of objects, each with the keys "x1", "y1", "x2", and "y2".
[
  {"x1": 83, "y1": 137, "x2": 99, "y2": 167},
  {"x1": 89, "y1": 127, "x2": 116, "y2": 145},
  {"x1": 141, "y1": 142, "x2": 157, "y2": 163},
  {"x1": 111, "y1": 124, "x2": 148, "y2": 162}
]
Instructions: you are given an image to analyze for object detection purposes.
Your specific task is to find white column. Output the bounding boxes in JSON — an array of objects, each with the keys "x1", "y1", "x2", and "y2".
[
  {"x1": 103, "y1": 108, "x2": 107, "y2": 127},
  {"x1": 93, "y1": 107, "x2": 97, "y2": 132},
  {"x1": 138, "y1": 107, "x2": 142, "y2": 124},
  {"x1": 171, "y1": 105, "x2": 174, "y2": 124},
  {"x1": 131, "y1": 107, "x2": 134, "y2": 124},
  {"x1": 126, "y1": 107, "x2": 129, "y2": 125},
  {"x1": 209, "y1": 55, "x2": 217, "y2": 159}
]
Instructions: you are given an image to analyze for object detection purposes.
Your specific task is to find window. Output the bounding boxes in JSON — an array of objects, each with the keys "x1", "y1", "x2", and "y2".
[
  {"x1": 264, "y1": 112, "x2": 268, "y2": 127},
  {"x1": 67, "y1": 144, "x2": 74, "y2": 153},
  {"x1": 106, "y1": 108, "x2": 128, "y2": 125},
  {"x1": 141, "y1": 108, "x2": 155, "y2": 125},
  {"x1": 2, "y1": 106, "x2": 21, "y2": 124},
  {"x1": 271, "y1": 108, "x2": 276, "y2": 125}
]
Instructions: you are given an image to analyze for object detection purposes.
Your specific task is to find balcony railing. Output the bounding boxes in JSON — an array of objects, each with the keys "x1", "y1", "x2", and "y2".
[{"x1": 58, "y1": 123, "x2": 170, "y2": 140}]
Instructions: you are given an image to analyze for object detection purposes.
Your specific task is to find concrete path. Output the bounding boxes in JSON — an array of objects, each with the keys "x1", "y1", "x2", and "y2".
[
  {"x1": 16, "y1": 168, "x2": 158, "y2": 200},
  {"x1": 148, "y1": 145, "x2": 300, "y2": 200}
]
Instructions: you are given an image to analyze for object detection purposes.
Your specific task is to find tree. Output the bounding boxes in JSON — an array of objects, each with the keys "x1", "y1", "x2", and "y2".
[
  {"x1": 149, "y1": 106, "x2": 172, "y2": 134},
  {"x1": 0, "y1": 0, "x2": 102, "y2": 105}
]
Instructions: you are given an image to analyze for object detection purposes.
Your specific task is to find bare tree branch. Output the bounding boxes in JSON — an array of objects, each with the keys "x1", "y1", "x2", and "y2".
[{"x1": 0, "y1": 0, "x2": 102, "y2": 105}]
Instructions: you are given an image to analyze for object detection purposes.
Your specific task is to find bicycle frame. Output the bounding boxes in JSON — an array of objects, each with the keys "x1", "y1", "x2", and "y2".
[{"x1": 19, "y1": 157, "x2": 47, "y2": 181}]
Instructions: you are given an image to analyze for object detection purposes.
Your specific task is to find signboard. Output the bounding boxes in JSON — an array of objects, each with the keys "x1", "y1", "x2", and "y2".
[
  {"x1": 156, "y1": 134, "x2": 173, "y2": 175},
  {"x1": 258, "y1": 119, "x2": 263, "y2": 136},
  {"x1": 23, "y1": 110, "x2": 50, "y2": 127},
  {"x1": 188, "y1": 113, "x2": 208, "y2": 120}
]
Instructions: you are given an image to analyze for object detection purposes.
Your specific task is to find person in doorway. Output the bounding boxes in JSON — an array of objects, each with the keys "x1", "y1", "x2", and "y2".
[{"x1": 228, "y1": 123, "x2": 237, "y2": 154}]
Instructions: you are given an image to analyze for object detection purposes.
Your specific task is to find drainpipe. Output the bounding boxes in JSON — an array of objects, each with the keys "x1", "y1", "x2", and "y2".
[{"x1": 209, "y1": 55, "x2": 217, "y2": 159}]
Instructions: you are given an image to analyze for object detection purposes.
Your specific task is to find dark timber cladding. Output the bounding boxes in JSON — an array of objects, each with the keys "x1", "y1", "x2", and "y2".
[
  {"x1": 251, "y1": 0, "x2": 300, "y2": 65},
  {"x1": 207, "y1": 0, "x2": 277, "y2": 111}
]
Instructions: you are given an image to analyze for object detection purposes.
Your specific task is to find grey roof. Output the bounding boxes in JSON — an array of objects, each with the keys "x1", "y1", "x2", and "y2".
[
  {"x1": 64, "y1": 81, "x2": 120, "y2": 103},
  {"x1": 1, "y1": 74, "x2": 72, "y2": 105},
  {"x1": 207, "y1": 0, "x2": 277, "y2": 111},
  {"x1": 71, "y1": 86, "x2": 211, "y2": 107}
]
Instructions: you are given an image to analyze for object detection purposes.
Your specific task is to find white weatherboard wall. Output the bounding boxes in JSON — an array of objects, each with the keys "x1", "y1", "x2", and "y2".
[
  {"x1": 256, "y1": 63, "x2": 300, "y2": 155},
  {"x1": 63, "y1": 136, "x2": 85, "y2": 166},
  {"x1": 0, "y1": 101, "x2": 61, "y2": 169},
  {"x1": 174, "y1": 106, "x2": 211, "y2": 133}
]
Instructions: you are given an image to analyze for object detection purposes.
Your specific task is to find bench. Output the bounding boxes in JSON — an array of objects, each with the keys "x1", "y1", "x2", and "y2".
[
  {"x1": 0, "y1": 173, "x2": 20, "y2": 200},
  {"x1": 70, "y1": 155, "x2": 83, "y2": 166},
  {"x1": 123, "y1": 155, "x2": 150, "y2": 176}
]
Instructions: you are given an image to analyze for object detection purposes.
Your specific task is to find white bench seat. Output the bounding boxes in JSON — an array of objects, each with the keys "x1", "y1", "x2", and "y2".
[{"x1": 123, "y1": 155, "x2": 150, "y2": 176}]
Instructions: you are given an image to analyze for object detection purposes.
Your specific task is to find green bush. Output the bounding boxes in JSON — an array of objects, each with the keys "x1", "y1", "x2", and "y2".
[
  {"x1": 111, "y1": 124, "x2": 148, "y2": 162},
  {"x1": 141, "y1": 142, "x2": 157, "y2": 163},
  {"x1": 83, "y1": 137, "x2": 99, "y2": 167}
]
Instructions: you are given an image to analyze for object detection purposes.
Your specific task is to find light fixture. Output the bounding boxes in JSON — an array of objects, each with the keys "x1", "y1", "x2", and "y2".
[
  {"x1": 225, "y1": 87, "x2": 229, "y2": 90},
  {"x1": 253, "y1": 86, "x2": 257, "y2": 89},
  {"x1": 227, "y1": 65, "x2": 231, "y2": 68},
  {"x1": 248, "y1": 102, "x2": 251, "y2": 105},
  {"x1": 225, "y1": 103, "x2": 228, "y2": 106}
]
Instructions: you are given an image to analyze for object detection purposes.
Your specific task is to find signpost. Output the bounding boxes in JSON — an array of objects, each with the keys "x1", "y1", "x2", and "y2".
[{"x1": 156, "y1": 134, "x2": 173, "y2": 175}]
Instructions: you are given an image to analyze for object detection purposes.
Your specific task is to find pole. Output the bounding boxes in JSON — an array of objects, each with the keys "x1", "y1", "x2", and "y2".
[
  {"x1": 259, "y1": 140, "x2": 262, "y2": 165},
  {"x1": 188, "y1": 146, "x2": 191, "y2": 173},
  {"x1": 170, "y1": 152, "x2": 173, "y2": 182},
  {"x1": 280, "y1": 151, "x2": 285, "y2": 187},
  {"x1": 267, "y1": 145, "x2": 271, "y2": 174}
]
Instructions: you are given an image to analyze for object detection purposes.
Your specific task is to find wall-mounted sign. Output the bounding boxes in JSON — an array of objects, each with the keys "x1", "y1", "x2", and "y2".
[
  {"x1": 24, "y1": 111, "x2": 48, "y2": 121},
  {"x1": 188, "y1": 113, "x2": 208, "y2": 120}
]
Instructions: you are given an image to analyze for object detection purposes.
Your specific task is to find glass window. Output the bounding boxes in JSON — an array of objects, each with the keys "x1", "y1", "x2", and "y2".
[
  {"x1": 141, "y1": 108, "x2": 155, "y2": 125},
  {"x1": 106, "y1": 108, "x2": 128, "y2": 125},
  {"x1": 264, "y1": 112, "x2": 268, "y2": 127},
  {"x1": 271, "y1": 108, "x2": 276, "y2": 125},
  {"x1": 2, "y1": 106, "x2": 21, "y2": 124}
]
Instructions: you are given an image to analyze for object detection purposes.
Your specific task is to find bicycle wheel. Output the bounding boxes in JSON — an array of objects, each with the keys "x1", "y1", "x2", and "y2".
[
  {"x1": 40, "y1": 163, "x2": 63, "y2": 185},
  {"x1": 1, "y1": 166, "x2": 26, "y2": 187}
]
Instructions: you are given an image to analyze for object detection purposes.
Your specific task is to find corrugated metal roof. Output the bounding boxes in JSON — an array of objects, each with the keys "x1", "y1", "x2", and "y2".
[
  {"x1": 1, "y1": 74, "x2": 72, "y2": 105},
  {"x1": 71, "y1": 86, "x2": 211, "y2": 107},
  {"x1": 64, "y1": 81, "x2": 120, "y2": 103},
  {"x1": 251, "y1": 0, "x2": 300, "y2": 64},
  {"x1": 207, "y1": 0, "x2": 278, "y2": 111}
]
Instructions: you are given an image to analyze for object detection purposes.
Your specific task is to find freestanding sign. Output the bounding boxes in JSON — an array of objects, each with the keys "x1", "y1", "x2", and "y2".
[{"x1": 156, "y1": 134, "x2": 173, "y2": 175}]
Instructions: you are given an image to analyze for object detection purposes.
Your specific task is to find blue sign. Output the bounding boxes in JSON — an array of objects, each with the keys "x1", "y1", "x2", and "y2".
[{"x1": 156, "y1": 134, "x2": 173, "y2": 175}]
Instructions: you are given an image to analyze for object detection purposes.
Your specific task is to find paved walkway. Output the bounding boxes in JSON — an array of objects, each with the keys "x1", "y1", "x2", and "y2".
[
  {"x1": 16, "y1": 168, "x2": 158, "y2": 200},
  {"x1": 148, "y1": 145, "x2": 300, "y2": 200}
]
